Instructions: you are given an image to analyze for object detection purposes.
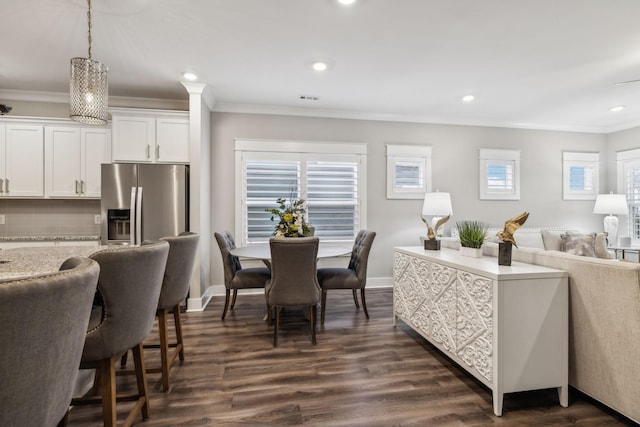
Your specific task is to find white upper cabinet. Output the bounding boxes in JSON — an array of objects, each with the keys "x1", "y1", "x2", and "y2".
[
  {"x1": 1, "y1": 123, "x2": 44, "y2": 197},
  {"x1": 45, "y1": 125, "x2": 111, "y2": 198},
  {"x1": 111, "y1": 108, "x2": 189, "y2": 164}
]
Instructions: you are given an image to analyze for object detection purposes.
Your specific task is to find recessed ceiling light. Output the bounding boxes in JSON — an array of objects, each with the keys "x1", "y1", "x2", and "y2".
[
  {"x1": 462, "y1": 95, "x2": 475, "y2": 103},
  {"x1": 610, "y1": 105, "x2": 625, "y2": 112},
  {"x1": 182, "y1": 72, "x2": 198, "y2": 81},
  {"x1": 311, "y1": 61, "x2": 328, "y2": 72},
  {"x1": 337, "y1": 0, "x2": 357, "y2": 5}
]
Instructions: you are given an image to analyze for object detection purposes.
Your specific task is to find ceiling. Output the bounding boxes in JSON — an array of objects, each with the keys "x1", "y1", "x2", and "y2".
[{"x1": 3, "y1": 0, "x2": 640, "y2": 133}]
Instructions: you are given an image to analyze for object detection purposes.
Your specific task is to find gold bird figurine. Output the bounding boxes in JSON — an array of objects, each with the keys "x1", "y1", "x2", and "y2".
[
  {"x1": 422, "y1": 215, "x2": 451, "y2": 240},
  {"x1": 496, "y1": 211, "x2": 529, "y2": 247}
]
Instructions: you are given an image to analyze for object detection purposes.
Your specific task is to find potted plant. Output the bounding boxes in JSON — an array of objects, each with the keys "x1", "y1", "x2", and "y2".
[{"x1": 456, "y1": 220, "x2": 487, "y2": 257}]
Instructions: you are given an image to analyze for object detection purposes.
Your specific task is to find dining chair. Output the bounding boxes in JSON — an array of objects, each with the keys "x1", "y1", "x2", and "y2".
[
  {"x1": 265, "y1": 236, "x2": 321, "y2": 347},
  {"x1": 0, "y1": 257, "x2": 100, "y2": 427},
  {"x1": 71, "y1": 241, "x2": 169, "y2": 427},
  {"x1": 215, "y1": 231, "x2": 271, "y2": 320},
  {"x1": 316, "y1": 230, "x2": 376, "y2": 325},
  {"x1": 143, "y1": 231, "x2": 200, "y2": 391}
]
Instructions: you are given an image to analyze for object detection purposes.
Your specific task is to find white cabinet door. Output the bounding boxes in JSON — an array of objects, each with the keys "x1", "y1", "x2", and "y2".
[
  {"x1": 45, "y1": 126, "x2": 82, "y2": 198},
  {"x1": 156, "y1": 118, "x2": 189, "y2": 163},
  {"x1": 81, "y1": 128, "x2": 111, "y2": 198},
  {"x1": 112, "y1": 116, "x2": 155, "y2": 162},
  {"x1": 4, "y1": 124, "x2": 44, "y2": 197}
]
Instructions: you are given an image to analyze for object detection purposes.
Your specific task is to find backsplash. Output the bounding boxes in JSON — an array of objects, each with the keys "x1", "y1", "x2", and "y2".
[{"x1": 0, "y1": 199, "x2": 100, "y2": 238}]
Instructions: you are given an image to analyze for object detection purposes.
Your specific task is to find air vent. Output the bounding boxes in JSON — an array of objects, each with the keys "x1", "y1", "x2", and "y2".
[{"x1": 299, "y1": 95, "x2": 320, "y2": 101}]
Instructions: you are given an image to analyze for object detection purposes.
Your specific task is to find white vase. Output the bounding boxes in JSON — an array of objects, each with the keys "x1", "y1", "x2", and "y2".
[{"x1": 460, "y1": 246, "x2": 482, "y2": 258}]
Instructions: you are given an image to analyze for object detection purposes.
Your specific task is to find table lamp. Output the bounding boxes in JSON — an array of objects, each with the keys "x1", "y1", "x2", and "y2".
[
  {"x1": 421, "y1": 191, "x2": 453, "y2": 250},
  {"x1": 593, "y1": 193, "x2": 628, "y2": 247}
]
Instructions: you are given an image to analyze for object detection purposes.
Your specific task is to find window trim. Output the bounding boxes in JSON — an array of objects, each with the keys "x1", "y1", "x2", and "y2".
[
  {"x1": 234, "y1": 139, "x2": 367, "y2": 245},
  {"x1": 479, "y1": 148, "x2": 520, "y2": 200},
  {"x1": 562, "y1": 151, "x2": 599, "y2": 200},
  {"x1": 385, "y1": 144, "x2": 432, "y2": 199},
  {"x1": 616, "y1": 148, "x2": 640, "y2": 241}
]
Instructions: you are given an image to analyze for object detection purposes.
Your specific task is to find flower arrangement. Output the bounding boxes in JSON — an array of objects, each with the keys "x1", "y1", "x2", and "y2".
[{"x1": 265, "y1": 197, "x2": 313, "y2": 238}]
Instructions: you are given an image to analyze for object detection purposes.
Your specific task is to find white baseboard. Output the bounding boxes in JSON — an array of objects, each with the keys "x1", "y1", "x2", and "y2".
[{"x1": 188, "y1": 277, "x2": 393, "y2": 312}]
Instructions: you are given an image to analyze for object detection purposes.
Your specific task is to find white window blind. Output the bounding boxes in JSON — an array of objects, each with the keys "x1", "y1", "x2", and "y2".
[
  {"x1": 479, "y1": 149, "x2": 520, "y2": 200},
  {"x1": 563, "y1": 151, "x2": 599, "y2": 200},
  {"x1": 623, "y1": 161, "x2": 640, "y2": 240},
  {"x1": 235, "y1": 140, "x2": 367, "y2": 244},
  {"x1": 487, "y1": 162, "x2": 514, "y2": 192}
]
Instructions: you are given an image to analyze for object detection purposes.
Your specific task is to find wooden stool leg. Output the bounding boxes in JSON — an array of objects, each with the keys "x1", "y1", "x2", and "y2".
[
  {"x1": 221, "y1": 289, "x2": 231, "y2": 320},
  {"x1": 352, "y1": 289, "x2": 360, "y2": 308},
  {"x1": 310, "y1": 304, "x2": 317, "y2": 345},
  {"x1": 132, "y1": 342, "x2": 150, "y2": 420},
  {"x1": 158, "y1": 308, "x2": 170, "y2": 391},
  {"x1": 101, "y1": 357, "x2": 117, "y2": 427},
  {"x1": 321, "y1": 290, "x2": 327, "y2": 325},
  {"x1": 230, "y1": 289, "x2": 238, "y2": 309},
  {"x1": 173, "y1": 305, "x2": 185, "y2": 361}
]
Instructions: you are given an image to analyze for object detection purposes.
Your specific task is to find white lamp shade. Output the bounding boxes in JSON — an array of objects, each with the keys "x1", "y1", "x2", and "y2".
[
  {"x1": 422, "y1": 192, "x2": 453, "y2": 217},
  {"x1": 593, "y1": 194, "x2": 628, "y2": 216}
]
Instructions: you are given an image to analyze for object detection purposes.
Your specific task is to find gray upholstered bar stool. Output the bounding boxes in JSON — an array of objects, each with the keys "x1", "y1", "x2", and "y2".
[
  {"x1": 0, "y1": 257, "x2": 100, "y2": 427},
  {"x1": 71, "y1": 241, "x2": 169, "y2": 427},
  {"x1": 215, "y1": 231, "x2": 271, "y2": 320},
  {"x1": 266, "y1": 237, "x2": 321, "y2": 347},
  {"x1": 316, "y1": 230, "x2": 376, "y2": 325}
]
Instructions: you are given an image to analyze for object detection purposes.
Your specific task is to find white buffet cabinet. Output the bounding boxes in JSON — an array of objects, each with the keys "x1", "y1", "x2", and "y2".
[{"x1": 393, "y1": 247, "x2": 568, "y2": 416}]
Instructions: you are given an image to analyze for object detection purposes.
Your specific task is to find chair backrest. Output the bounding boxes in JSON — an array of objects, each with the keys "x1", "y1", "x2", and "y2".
[
  {"x1": 157, "y1": 231, "x2": 200, "y2": 309},
  {"x1": 214, "y1": 231, "x2": 242, "y2": 288},
  {"x1": 266, "y1": 237, "x2": 321, "y2": 307},
  {"x1": 347, "y1": 230, "x2": 377, "y2": 285},
  {"x1": 83, "y1": 241, "x2": 169, "y2": 362},
  {"x1": 0, "y1": 257, "x2": 100, "y2": 427}
]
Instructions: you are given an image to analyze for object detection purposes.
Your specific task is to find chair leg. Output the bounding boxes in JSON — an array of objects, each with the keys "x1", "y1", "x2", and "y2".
[
  {"x1": 119, "y1": 351, "x2": 128, "y2": 368},
  {"x1": 352, "y1": 289, "x2": 360, "y2": 308},
  {"x1": 173, "y1": 305, "x2": 185, "y2": 361},
  {"x1": 221, "y1": 289, "x2": 231, "y2": 320},
  {"x1": 321, "y1": 290, "x2": 327, "y2": 325},
  {"x1": 230, "y1": 289, "x2": 238, "y2": 309},
  {"x1": 100, "y1": 357, "x2": 117, "y2": 427},
  {"x1": 361, "y1": 289, "x2": 369, "y2": 319},
  {"x1": 158, "y1": 308, "x2": 170, "y2": 392},
  {"x1": 132, "y1": 342, "x2": 151, "y2": 421},
  {"x1": 310, "y1": 304, "x2": 317, "y2": 345},
  {"x1": 273, "y1": 307, "x2": 280, "y2": 347}
]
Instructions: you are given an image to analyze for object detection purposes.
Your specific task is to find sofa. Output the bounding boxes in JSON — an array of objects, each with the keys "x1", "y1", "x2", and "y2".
[{"x1": 442, "y1": 230, "x2": 640, "y2": 424}]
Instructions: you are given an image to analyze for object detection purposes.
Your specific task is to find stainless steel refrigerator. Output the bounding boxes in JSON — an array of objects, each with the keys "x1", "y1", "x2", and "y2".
[{"x1": 100, "y1": 163, "x2": 189, "y2": 245}]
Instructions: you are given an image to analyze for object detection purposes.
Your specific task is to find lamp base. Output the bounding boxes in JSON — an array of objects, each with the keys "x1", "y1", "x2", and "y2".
[
  {"x1": 424, "y1": 239, "x2": 441, "y2": 250},
  {"x1": 603, "y1": 215, "x2": 619, "y2": 248}
]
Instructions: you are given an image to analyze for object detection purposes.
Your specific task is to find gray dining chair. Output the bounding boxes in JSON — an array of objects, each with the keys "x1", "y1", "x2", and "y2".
[
  {"x1": 316, "y1": 230, "x2": 376, "y2": 325},
  {"x1": 0, "y1": 257, "x2": 100, "y2": 427},
  {"x1": 215, "y1": 231, "x2": 271, "y2": 320},
  {"x1": 71, "y1": 241, "x2": 169, "y2": 427},
  {"x1": 265, "y1": 237, "x2": 321, "y2": 347}
]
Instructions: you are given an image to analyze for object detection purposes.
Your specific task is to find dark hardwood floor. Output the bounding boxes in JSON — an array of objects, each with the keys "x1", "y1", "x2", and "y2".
[{"x1": 66, "y1": 288, "x2": 636, "y2": 426}]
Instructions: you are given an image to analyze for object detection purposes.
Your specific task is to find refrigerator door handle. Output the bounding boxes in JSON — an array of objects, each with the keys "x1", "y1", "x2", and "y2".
[
  {"x1": 136, "y1": 187, "x2": 143, "y2": 245},
  {"x1": 130, "y1": 187, "x2": 137, "y2": 246}
]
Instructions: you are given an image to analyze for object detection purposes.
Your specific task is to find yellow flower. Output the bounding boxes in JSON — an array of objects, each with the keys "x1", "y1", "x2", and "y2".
[{"x1": 283, "y1": 213, "x2": 293, "y2": 222}]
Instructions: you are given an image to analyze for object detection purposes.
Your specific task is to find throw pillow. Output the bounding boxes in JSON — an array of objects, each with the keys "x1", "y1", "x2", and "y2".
[
  {"x1": 561, "y1": 233, "x2": 596, "y2": 257},
  {"x1": 594, "y1": 232, "x2": 613, "y2": 259}
]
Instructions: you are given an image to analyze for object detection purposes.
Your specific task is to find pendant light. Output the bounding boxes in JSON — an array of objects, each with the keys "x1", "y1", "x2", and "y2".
[{"x1": 70, "y1": 0, "x2": 108, "y2": 125}]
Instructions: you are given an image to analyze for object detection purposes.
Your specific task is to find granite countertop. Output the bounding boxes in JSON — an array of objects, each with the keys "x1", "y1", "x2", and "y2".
[
  {"x1": 0, "y1": 235, "x2": 101, "y2": 242},
  {"x1": 0, "y1": 245, "x2": 108, "y2": 281}
]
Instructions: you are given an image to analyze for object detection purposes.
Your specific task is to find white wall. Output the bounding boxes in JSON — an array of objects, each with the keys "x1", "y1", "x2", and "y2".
[{"x1": 210, "y1": 112, "x2": 607, "y2": 283}]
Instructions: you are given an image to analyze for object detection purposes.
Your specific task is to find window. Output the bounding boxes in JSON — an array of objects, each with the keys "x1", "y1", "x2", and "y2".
[
  {"x1": 562, "y1": 152, "x2": 599, "y2": 200},
  {"x1": 235, "y1": 139, "x2": 367, "y2": 244},
  {"x1": 617, "y1": 149, "x2": 640, "y2": 240},
  {"x1": 479, "y1": 149, "x2": 520, "y2": 200},
  {"x1": 386, "y1": 144, "x2": 432, "y2": 199}
]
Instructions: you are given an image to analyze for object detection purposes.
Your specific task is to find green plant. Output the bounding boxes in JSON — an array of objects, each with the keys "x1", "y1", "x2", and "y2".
[{"x1": 455, "y1": 220, "x2": 488, "y2": 249}]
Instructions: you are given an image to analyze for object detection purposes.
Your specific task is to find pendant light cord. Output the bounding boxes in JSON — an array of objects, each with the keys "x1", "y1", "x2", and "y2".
[{"x1": 87, "y1": 0, "x2": 93, "y2": 59}]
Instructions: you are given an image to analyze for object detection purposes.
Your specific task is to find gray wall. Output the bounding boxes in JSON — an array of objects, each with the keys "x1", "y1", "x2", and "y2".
[{"x1": 210, "y1": 112, "x2": 607, "y2": 282}]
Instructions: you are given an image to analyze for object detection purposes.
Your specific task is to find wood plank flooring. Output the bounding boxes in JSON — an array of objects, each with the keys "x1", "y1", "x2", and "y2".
[{"x1": 66, "y1": 288, "x2": 637, "y2": 426}]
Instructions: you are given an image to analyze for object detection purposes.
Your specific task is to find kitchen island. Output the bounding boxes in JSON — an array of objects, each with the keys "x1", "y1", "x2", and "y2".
[{"x1": 0, "y1": 245, "x2": 107, "y2": 281}]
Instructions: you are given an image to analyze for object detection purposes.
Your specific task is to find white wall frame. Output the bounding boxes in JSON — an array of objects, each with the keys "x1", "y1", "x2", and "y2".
[
  {"x1": 385, "y1": 144, "x2": 432, "y2": 199},
  {"x1": 562, "y1": 152, "x2": 599, "y2": 200},
  {"x1": 479, "y1": 148, "x2": 520, "y2": 200}
]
